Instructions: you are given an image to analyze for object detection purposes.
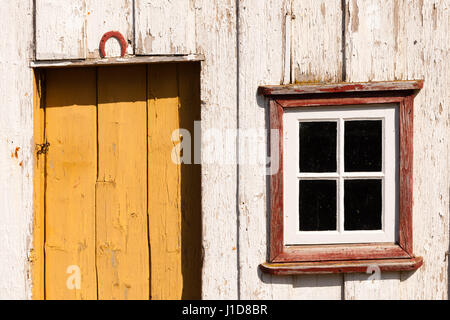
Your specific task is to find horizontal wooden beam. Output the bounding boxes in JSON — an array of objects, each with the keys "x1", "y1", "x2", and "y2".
[
  {"x1": 30, "y1": 54, "x2": 204, "y2": 69},
  {"x1": 260, "y1": 257, "x2": 423, "y2": 275},
  {"x1": 258, "y1": 80, "x2": 424, "y2": 96},
  {"x1": 274, "y1": 243, "x2": 411, "y2": 263}
]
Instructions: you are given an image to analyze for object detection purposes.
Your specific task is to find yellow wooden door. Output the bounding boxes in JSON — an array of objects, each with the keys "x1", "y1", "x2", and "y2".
[{"x1": 32, "y1": 63, "x2": 201, "y2": 300}]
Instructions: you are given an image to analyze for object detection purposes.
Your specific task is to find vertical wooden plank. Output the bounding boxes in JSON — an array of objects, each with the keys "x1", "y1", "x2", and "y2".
[
  {"x1": 397, "y1": 0, "x2": 449, "y2": 300},
  {"x1": 85, "y1": 0, "x2": 134, "y2": 58},
  {"x1": 344, "y1": 0, "x2": 398, "y2": 82},
  {"x1": 147, "y1": 63, "x2": 183, "y2": 299},
  {"x1": 399, "y1": 96, "x2": 414, "y2": 256},
  {"x1": 97, "y1": 65, "x2": 149, "y2": 300},
  {"x1": 269, "y1": 101, "x2": 284, "y2": 262},
  {"x1": 135, "y1": 0, "x2": 196, "y2": 55},
  {"x1": 36, "y1": 0, "x2": 87, "y2": 60},
  {"x1": 177, "y1": 62, "x2": 202, "y2": 299},
  {"x1": 237, "y1": 0, "x2": 285, "y2": 299},
  {"x1": 31, "y1": 70, "x2": 45, "y2": 300},
  {"x1": 343, "y1": 0, "x2": 449, "y2": 299},
  {"x1": 291, "y1": 0, "x2": 344, "y2": 82},
  {"x1": 195, "y1": 0, "x2": 238, "y2": 299},
  {"x1": 147, "y1": 64, "x2": 182, "y2": 300},
  {"x1": 44, "y1": 68, "x2": 97, "y2": 299},
  {"x1": 0, "y1": 0, "x2": 34, "y2": 299}
]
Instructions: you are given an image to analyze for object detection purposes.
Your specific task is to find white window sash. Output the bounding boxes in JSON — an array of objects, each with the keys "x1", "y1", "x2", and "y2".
[{"x1": 283, "y1": 105, "x2": 398, "y2": 245}]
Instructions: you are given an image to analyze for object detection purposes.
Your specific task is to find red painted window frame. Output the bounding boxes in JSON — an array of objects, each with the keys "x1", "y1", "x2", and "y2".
[{"x1": 258, "y1": 81, "x2": 424, "y2": 275}]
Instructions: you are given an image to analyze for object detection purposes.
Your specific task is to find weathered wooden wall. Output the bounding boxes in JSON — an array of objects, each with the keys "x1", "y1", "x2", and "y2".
[
  {"x1": 0, "y1": 0, "x2": 34, "y2": 299},
  {"x1": 0, "y1": 0, "x2": 448, "y2": 299}
]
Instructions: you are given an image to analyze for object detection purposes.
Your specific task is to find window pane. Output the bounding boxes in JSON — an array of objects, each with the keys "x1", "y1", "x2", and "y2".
[
  {"x1": 299, "y1": 122, "x2": 337, "y2": 172},
  {"x1": 345, "y1": 120, "x2": 382, "y2": 172},
  {"x1": 344, "y1": 179, "x2": 382, "y2": 230},
  {"x1": 299, "y1": 180, "x2": 337, "y2": 231}
]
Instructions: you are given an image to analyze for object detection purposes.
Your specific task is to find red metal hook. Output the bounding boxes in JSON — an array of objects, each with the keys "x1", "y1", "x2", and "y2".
[{"x1": 99, "y1": 31, "x2": 127, "y2": 58}]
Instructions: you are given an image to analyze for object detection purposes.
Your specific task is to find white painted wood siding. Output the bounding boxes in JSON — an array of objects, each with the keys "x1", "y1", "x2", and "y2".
[
  {"x1": 237, "y1": 0, "x2": 289, "y2": 300},
  {"x1": 135, "y1": 0, "x2": 196, "y2": 54},
  {"x1": 36, "y1": 0, "x2": 134, "y2": 60},
  {"x1": 195, "y1": 0, "x2": 239, "y2": 299},
  {"x1": 36, "y1": 0, "x2": 87, "y2": 59},
  {"x1": 291, "y1": 0, "x2": 344, "y2": 83},
  {"x1": 0, "y1": 0, "x2": 34, "y2": 299}
]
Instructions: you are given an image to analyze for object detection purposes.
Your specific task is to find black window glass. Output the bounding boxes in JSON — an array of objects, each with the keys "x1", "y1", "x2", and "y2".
[
  {"x1": 299, "y1": 122, "x2": 337, "y2": 172},
  {"x1": 344, "y1": 179, "x2": 382, "y2": 230},
  {"x1": 299, "y1": 180, "x2": 337, "y2": 231},
  {"x1": 345, "y1": 120, "x2": 382, "y2": 172}
]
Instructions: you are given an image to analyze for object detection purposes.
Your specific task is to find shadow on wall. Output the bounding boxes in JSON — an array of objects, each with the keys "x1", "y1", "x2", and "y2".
[{"x1": 178, "y1": 62, "x2": 202, "y2": 299}]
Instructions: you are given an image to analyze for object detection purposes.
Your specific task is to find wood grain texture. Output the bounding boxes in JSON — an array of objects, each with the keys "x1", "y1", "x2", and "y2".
[
  {"x1": 97, "y1": 65, "x2": 149, "y2": 300},
  {"x1": 259, "y1": 80, "x2": 423, "y2": 96},
  {"x1": 31, "y1": 63, "x2": 200, "y2": 300},
  {"x1": 345, "y1": 0, "x2": 399, "y2": 82},
  {"x1": 0, "y1": 0, "x2": 34, "y2": 299},
  {"x1": 237, "y1": 0, "x2": 288, "y2": 299},
  {"x1": 85, "y1": 0, "x2": 133, "y2": 58},
  {"x1": 195, "y1": 0, "x2": 239, "y2": 299},
  {"x1": 398, "y1": 96, "x2": 414, "y2": 255},
  {"x1": 44, "y1": 68, "x2": 98, "y2": 299},
  {"x1": 36, "y1": 0, "x2": 133, "y2": 60},
  {"x1": 36, "y1": 0, "x2": 87, "y2": 60},
  {"x1": 31, "y1": 54, "x2": 204, "y2": 69},
  {"x1": 343, "y1": 0, "x2": 449, "y2": 300},
  {"x1": 261, "y1": 257, "x2": 423, "y2": 275},
  {"x1": 398, "y1": 0, "x2": 449, "y2": 300},
  {"x1": 291, "y1": 0, "x2": 343, "y2": 83},
  {"x1": 135, "y1": 0, "x2": 196, "y2": 54},
  {"x1": 276, "y1": 95, "x2": 406, "y2": 108},
  {"x1": 274, "y1": 244, "x2": 411, "y2": 263},
  {"x1": 147, "y1": 64, "x2": 183, "y2": 299}
]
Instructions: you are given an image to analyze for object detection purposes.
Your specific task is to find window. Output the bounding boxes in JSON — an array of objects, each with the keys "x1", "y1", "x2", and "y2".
[
  {"x1": 284, "y1": 106, "x2": 397, "y2": 245},
  {"x1": 258, "y1": 81, "x2": 424, "y2": 275}
]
